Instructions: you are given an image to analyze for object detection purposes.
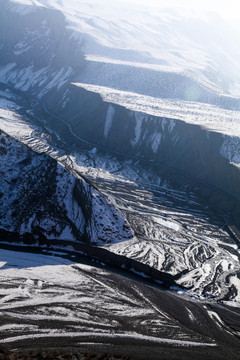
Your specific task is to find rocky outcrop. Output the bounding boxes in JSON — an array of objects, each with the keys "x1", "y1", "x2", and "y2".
[{"x1": 0, "y1": 131, "x2": 133, "y2": 245}]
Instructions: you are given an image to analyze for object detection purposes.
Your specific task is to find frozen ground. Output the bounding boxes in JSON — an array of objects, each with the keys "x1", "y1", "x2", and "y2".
[
  {"x1": 1, "y1": 90, "x2": 240, "y2": 301},
  {"x1": 0, "y1": 249, "x2": 240, "y2": 359},
  {"x1": 0, "y1": 249, "x2": 213, "y2": 346},
  {"x1": 71, "y1": 150, "x2": 240, "y2": 302}
]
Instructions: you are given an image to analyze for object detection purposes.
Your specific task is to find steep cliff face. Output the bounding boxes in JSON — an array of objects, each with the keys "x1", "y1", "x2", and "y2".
[
  {"x1": 0, "y1": 130, "x2": 83, "y2": 242},
  {"x1": 0, "y1": 130, "x2": 133, "y2": 245},
  {"x1": 39, "y1": 84, "x2": 240, "y2": 229}
]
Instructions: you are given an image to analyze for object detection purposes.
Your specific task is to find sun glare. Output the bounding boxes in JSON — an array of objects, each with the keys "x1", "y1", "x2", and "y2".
[{"x1": 127, "y1": 0, "x2": 240, "y2": 20}]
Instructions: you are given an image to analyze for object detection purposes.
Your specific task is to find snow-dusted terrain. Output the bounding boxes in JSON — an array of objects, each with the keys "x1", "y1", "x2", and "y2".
[
  {"x1": 1, "y1": 0, "x2": 240, "y2": 166},
  {"x1": 0, "y1": 248, "x2": 240, "y2": 359},
  {"x1": 8, "y1": 0, "x2": 240, "y2": 96},
  {"x1": 0, "y1": 0, "x2": 240, "y2": 295},
  {"x1": 1, "y1": 0, "x2": 240, "y2": 356},
  {"x1": 0, "y1": 129, "x2": 132, "y2": 244},
  {"x1": 66, "y1": 149, "x2": 240, "y2": 302},
  {"x1": 1, "y1": 111, "x2": 240, "y2": 302}
]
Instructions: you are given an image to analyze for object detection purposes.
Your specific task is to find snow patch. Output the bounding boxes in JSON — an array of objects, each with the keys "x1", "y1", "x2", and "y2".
[
  {"x1": 151, "y1": 131, "x2": 162, "y2": 153},
  {"x1": 152, "y1": 216, "x2": 180, "y2": 232},
  {"x1": 131, "y1": 112, "x2": 144, "y2": 147},
  {"x1": 104, "y1": 104, "x2": 115, "y2": 138}
]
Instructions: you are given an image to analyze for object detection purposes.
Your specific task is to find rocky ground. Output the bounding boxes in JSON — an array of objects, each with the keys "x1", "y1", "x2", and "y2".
[{"x1": 0, "y1": 347, "x2": 139, "y2": 360}]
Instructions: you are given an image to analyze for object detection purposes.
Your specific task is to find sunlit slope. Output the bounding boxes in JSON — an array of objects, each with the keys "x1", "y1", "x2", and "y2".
[
  {"x1": 2, "y1": 0, "x2": 240, "y2": 102},
  {"x1": 10, "y1": 0, "x2": 240, "y2": 97}
]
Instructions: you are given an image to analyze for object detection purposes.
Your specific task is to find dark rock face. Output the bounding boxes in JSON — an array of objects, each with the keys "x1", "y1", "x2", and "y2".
[
  {"x1": 0, "y1": 347, "x2": 140, "y2": 360},
  {"x1": 0, "y1": 131, "x2": 132, "y2": 245},
  {"x1": 0, "y1": 130, "x2": 83, "y2": 242}
]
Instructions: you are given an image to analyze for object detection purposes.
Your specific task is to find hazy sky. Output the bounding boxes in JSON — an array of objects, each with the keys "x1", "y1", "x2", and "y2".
[{"x1": 125, "y1": 0, "x2": 240, "y2": 20}]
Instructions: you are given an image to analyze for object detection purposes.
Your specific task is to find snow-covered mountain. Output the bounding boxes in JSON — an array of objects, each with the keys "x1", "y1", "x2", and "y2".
[
  {"x1": 1, "y1": 0, "x2": 240, "y2": 355},
  {"x1": 1, "y1": 0, "x2": 240, "y2": 291},
  {"x1": 8, "y1": 0, "x2": 240, "y2": 96},
  {"x1": 2, "y1": 0, "x2": 240, "y2": 101}
]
